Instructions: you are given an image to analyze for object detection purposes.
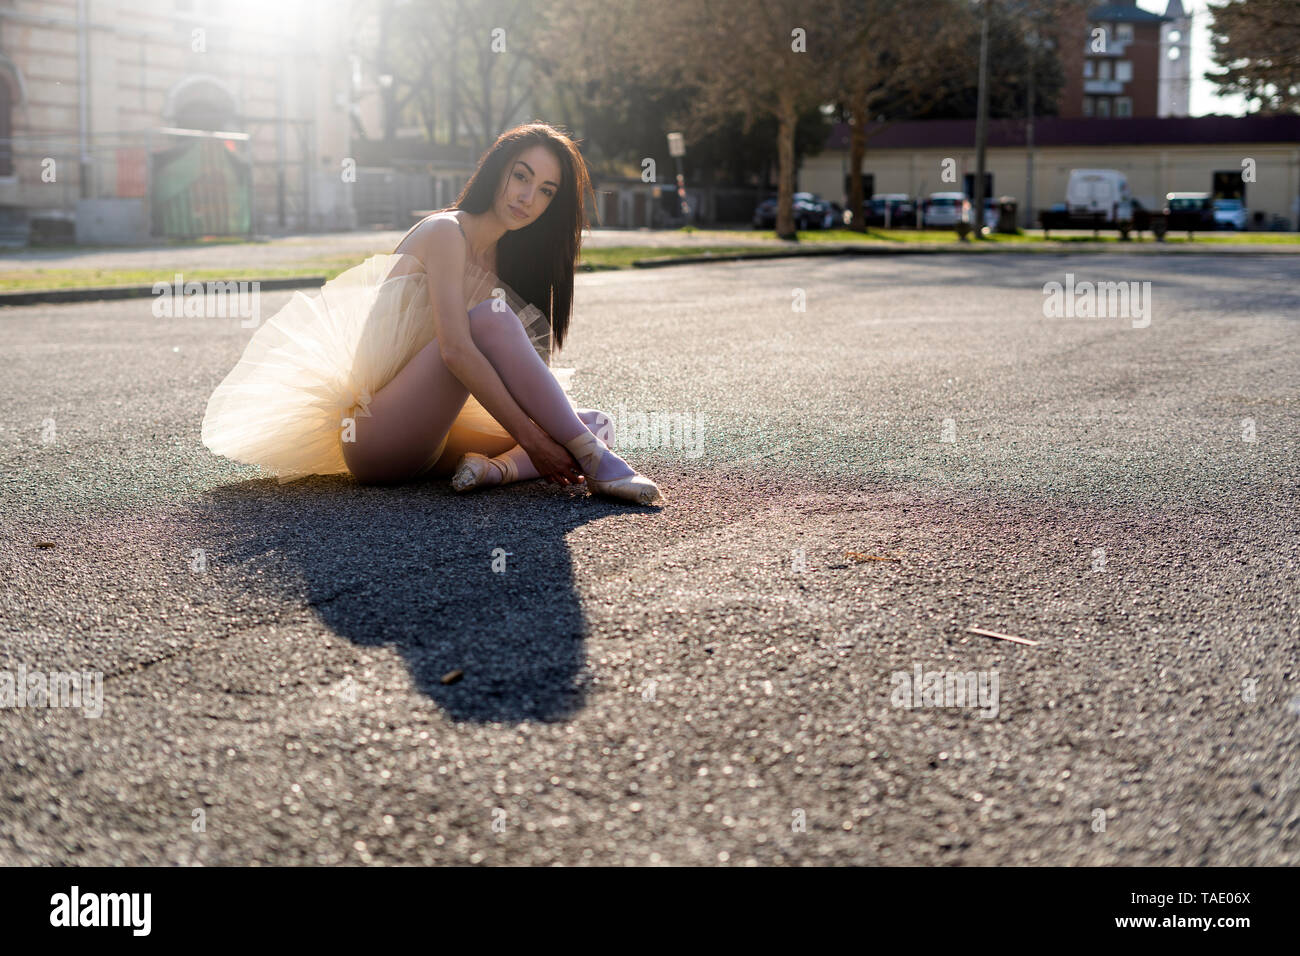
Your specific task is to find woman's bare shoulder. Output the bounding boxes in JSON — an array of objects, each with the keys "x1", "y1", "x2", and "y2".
[{"x1": 395, "y1": 214, "x2": 466, "y2": 269}]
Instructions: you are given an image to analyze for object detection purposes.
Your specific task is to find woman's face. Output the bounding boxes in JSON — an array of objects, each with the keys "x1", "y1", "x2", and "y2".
[{"x1": 497, "y1": 145, "x2": 562, "y2": 229}]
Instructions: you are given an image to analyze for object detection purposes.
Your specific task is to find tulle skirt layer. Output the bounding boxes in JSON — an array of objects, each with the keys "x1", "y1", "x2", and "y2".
[{"x1": 201, "y1": 253, "x2": 573, "y2": 484}]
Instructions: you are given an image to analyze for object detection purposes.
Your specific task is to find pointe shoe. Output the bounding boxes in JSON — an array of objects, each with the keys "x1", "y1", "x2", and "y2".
[
  {"x1": 562, "y1": 430, "x2": 664, "y2": 505},
  {"x1": 450, "y1": 452, "x2": 516, "y2": 492}
]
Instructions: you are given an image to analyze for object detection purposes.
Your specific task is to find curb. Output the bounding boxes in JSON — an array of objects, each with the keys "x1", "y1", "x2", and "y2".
[
  {"x1": 631, "y1": 243, "x2": 1300, "y2": 267},
  {"x1": 2, "y1": 239, "x2": 1296, "y2": 302},
  {"x1": 0, "y1": 275, "x2": 326, "y2": 307}
]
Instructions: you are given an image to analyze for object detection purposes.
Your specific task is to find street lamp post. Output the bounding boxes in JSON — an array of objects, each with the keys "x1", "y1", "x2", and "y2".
[
  {"x1": 667, "y1": 132, "x2": 689, "y2": 224},
  {"x1": 973, "y1": 0, "x2": 991, "y2": 238},
  {"x1": 1025, "y1": 27, "x2": 1037, "y2": 231}
]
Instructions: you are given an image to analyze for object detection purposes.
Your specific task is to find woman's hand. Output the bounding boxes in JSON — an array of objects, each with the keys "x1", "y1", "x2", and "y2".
[{"x1": 520, "y1": 427, "x2": 585, "y2": 487}]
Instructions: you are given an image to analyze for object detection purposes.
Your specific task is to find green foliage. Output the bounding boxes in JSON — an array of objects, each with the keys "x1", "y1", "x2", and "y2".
[{"x1": 1207, "y1": 0, "x2": 1300, "y2": 114}]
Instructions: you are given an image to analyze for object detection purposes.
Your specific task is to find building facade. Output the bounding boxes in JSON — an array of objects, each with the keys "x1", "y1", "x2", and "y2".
[
  {"x1": 0, "y1": 0, "x2": 360, "y2": 243},
  {"x1": 808, "y1": 116, "x2": 1300, "y2": 230},
  {"x1": 1057, "y1": 0, "x2": 1190, "y2": 120}
]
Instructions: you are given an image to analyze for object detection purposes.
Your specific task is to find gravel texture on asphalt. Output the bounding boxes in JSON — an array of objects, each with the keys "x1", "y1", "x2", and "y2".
[{"x1": 1, "y1": 253, "x2": 1297, "y2": 864}]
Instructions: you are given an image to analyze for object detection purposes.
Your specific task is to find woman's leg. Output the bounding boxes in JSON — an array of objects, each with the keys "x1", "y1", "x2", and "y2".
[
  {"x1": 422, "y1": 421, "x2": 516, "y2": 478},
  {"x1": 459, "y1": 408, "x2": 613, "y2": 486},
  {"x1": 341, "y1": 337, "x2": 470, "y2": 484},
  {"x1": 467, "y1": 301, "x2": 634, "y2": 481},
  {"x1": 343, "y1": 300, "x2": 635, "y2": 484}
]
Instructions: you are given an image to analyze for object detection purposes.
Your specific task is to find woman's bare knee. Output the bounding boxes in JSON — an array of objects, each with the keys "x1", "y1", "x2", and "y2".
[{"x1": 467, "y1": 298, "x2": 520, "y2": 349}]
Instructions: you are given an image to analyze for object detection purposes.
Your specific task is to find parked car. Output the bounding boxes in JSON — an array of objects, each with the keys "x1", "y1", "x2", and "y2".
[
  {"x1": 752, "y1": 191, "x2": 835, "y2": 230},
  {"x1": 794, "y1": 192, "x2": 837, "y2": 229},
  {"x1": 864, "y1": 193, "x2": 917, "y2": 228},
  {"x1": 1164, "y1": 192, "x2": 1215, "y2": 233},
  {"x1": 1212, "y1": 198, "x2": 1248, "y2": 231},
  {"x1": 923, "y1": 192, "x2": 971, "y2": 228}
]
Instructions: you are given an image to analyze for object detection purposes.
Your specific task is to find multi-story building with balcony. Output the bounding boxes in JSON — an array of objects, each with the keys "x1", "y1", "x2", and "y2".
[{"x1": 1059, "y1": 0, "x2": 1192, "y2": 120}]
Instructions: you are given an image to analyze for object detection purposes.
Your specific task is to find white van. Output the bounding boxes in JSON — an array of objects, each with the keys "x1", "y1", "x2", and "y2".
[{"x1": 1066, "y1": 169, "x2": 1133, "y2": 222}]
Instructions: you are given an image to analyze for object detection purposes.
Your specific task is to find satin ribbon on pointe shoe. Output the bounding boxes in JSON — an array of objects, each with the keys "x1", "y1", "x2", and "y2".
[{"x1": 562, "y1": 430, "x2": 664, "y2": 505}]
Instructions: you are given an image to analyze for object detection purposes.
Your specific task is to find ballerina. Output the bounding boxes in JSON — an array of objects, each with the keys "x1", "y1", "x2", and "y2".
[{"x1": 201, "y1": 122, "x2": 664, "y2": 506}]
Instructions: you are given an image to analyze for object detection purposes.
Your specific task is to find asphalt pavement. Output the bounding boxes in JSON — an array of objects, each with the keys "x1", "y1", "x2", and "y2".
[{"x1": 1, "y1": 252, "x2": 1297, "y2": 864}]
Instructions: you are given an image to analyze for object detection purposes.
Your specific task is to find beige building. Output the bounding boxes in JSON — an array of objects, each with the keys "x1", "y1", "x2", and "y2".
[
  {"x1": 803, "y1": 116, "x2": 1300, "y2": 229},
  {"x1": 0, "y1": 0, "x2": 362, "y2": 243}
]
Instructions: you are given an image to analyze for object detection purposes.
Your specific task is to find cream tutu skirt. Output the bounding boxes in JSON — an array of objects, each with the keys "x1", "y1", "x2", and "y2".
[{"x1": 201, "y1": 253, "x2": 575, "y2": 484}]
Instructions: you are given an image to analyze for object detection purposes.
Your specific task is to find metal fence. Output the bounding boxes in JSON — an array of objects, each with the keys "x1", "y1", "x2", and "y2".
[{"x1": 354, "y1": 168, "x2": 438, "y2": 229}]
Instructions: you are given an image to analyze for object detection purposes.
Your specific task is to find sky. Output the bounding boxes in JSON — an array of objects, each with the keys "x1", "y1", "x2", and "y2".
[{"x1": 1134, "y1": 0, "x2": 1251, "y2": 116}]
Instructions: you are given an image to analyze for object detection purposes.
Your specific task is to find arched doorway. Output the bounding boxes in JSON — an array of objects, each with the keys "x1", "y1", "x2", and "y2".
[{"x1": 163, "y1": 75, "x2": 241, "y2": 131}]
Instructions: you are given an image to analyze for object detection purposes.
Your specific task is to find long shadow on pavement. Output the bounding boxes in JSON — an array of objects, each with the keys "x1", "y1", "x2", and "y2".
[{"x1": 188, "y1": 474, "x2": 629, "y2": 723}]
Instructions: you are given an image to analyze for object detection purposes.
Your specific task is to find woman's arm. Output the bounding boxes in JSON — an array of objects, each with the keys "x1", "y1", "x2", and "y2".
[
  {"x1": 410, "y1": 219, "x2": 544, "y2": 447},
  {"x1": 404, "y1": 221, "x2": 579, "y2": 484}
]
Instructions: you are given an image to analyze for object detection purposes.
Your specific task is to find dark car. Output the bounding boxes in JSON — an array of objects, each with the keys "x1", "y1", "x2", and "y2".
[
  {"x1": 753, "y1": 191, "x2": 835, "y2": 230},
  {"x1": 1163, "y1": 192, "x2": 1215, "y2": 233},
  {"x1": 862, "y1": 194, "x2": 917, "y2": 228}
]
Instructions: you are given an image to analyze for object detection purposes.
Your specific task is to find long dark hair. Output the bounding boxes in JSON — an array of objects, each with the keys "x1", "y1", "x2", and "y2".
[{"x1": 442, "y1": 123, "x2": 593, "y2": 353}]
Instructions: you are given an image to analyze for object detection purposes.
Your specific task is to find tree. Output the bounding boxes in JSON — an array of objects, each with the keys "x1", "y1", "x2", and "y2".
[
  {"x1": 1207, "y1": 0, "x2": 1300, "y2": 114},
  {"x1": 621, "y1": 0, "x2": 967, "y2": 238},
  {"x1": 349, "y1": 0, "x2": 447, "y2": 143},
  {"x1": 352, "y1": 0, "x2": 557, "y2": 151},
  {"x1": 619, "y1": 0, "x2": 846, "y2": 238},
  {"x1": 827, "y1": 0, "x2": 974, "y2": 232},
  {"x1": 532, "y1": 0, "x2": 828, "y2": 205},
  {"x1": 453, "y1": 0, "x2": 548, "y2": 154},
  {"x1": 530, "y1": 0, "x2": 676, "y2": 167},
  {"x1": 895, "y1": 0, "x2": 1069, "y2": 121}
]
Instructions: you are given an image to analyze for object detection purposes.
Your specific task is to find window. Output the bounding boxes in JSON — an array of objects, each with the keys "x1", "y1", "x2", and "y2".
[
  {"x1": 1099, "y1": 60, "x2": 1112, "y2": 80},
  {"x1": 1083, "y1": 60, "x2": 1095, "y2": 78},
  {"x1": 1115, "y1": 97, "x2": 1132, "y2": 117},
  {"x1": 1116, "y1": 60, "x2": 1132, "y2": 83},
  {"x1": 1082, "y1": 97, "x2": 1095, "y2": 117},
  {"x1": 1116, "y1": 23, "x2": 1133, "y2": 42},
  {"x1": 1097, "y1": 98, "x2": 1111, "y2": 118}
]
